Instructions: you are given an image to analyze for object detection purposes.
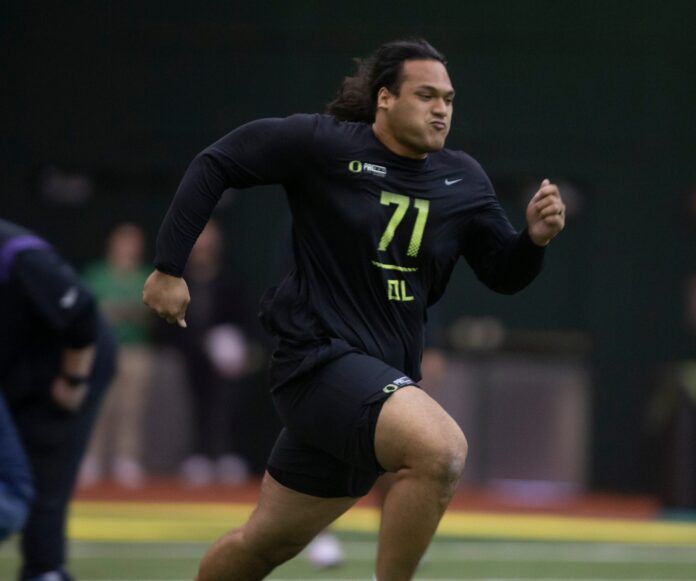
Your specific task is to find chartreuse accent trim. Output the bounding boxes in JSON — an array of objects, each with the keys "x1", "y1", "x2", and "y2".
[{"x1": 371, "y1": 261, "x2": 418, "y2": 272}]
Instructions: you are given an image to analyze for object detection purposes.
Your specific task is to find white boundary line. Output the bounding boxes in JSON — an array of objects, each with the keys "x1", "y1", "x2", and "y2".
[{"x1": 30, "y1": 540, "x2": 696, "y2": 563}]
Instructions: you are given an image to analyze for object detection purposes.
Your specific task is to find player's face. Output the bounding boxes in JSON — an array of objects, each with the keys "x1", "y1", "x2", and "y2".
[{"x1": 379, "y1": 59, "x2": 454, "y2": 157}]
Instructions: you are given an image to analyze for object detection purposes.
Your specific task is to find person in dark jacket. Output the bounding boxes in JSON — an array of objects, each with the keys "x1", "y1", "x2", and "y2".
[{"x1": 0, "y1": 218, "x2": 116, "y2": 581}]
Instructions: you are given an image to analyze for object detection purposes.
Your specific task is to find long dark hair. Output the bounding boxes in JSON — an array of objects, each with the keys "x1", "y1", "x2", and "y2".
[{"x1": 326, "y1": 39, "x2": 447, "y2": 123}]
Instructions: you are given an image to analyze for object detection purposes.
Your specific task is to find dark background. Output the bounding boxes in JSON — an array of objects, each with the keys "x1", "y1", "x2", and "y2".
[{"x1": 2, "y1": 1, "x2": 695, "y2": 493}]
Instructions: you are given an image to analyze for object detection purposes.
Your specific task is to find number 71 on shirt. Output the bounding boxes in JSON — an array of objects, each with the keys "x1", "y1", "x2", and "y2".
[
  {"x1": 377, "y1": 191, "x2": 430, "y2": 302},
  {"x1": 378, "y1": 191, "x2": 430, "y2": 258}
]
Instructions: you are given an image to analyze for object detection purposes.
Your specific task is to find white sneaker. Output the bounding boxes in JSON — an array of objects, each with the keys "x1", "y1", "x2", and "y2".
[
  {"x1": 305, "y1": 532, "x2": 345, "y2": 569},
  {"x1": 77, "y1": 456, "x2": 103, "y2": 488},
  {"x1": 180, "y1": 455, "x2": 214, "y2": 487},
  {"x1": 112, "y1": 457, "x2": 145, "y2": 489}
]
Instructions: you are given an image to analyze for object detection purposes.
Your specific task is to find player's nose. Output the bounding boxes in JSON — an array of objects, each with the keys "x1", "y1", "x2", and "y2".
[{"x1": 431, "y1": 99, "x2": 448, "y2": 116}]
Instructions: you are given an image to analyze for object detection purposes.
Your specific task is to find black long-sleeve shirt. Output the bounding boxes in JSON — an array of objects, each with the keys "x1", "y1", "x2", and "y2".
[{"x1": 155, "y1": 114, "x2": 545, "y2": 388}]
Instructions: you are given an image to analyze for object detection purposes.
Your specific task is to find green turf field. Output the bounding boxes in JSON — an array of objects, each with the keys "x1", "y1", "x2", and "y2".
[
  {"x1": 3, "y1": 535, "x2": 696, "y2": 580},
  {"x1": 2, "y1": 501, "x2": 695, "y2": 580}
]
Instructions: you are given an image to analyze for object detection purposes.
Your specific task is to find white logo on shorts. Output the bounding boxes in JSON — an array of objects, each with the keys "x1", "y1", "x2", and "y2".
[
  {"x1": 383, "y1": 376, "x2": 413, "y2": 393},
  {"x1": 392, "y1": 376, "x2": 413, "y2": 387}
]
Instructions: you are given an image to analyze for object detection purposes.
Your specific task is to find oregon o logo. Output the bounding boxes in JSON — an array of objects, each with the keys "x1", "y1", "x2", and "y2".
[
  {"x1": 348, "y1": 160, "x2": 363, "y2": 173},
  {"x1": 383, "y1": 384, "x2": 398, "y2": 393}
]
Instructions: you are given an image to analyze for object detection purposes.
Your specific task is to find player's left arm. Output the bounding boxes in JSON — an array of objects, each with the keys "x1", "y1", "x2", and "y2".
[{"x1": 461, "y1": 163, "x2": 563, "y2": 294}]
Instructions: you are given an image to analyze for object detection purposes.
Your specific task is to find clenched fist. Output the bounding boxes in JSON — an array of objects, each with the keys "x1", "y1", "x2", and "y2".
[
  {"x1": 526, "y1": 178, "x2": 565, "y2": 246},
  {"x1": 143, "y1": 269, "x2": 190, "y2": 328}
]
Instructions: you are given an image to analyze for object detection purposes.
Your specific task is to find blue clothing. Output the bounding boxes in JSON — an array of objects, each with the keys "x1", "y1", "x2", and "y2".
[
  {"x1": 0, "y1": 220, "x2": 115, "y2": 579},
  {"x1": 0, "y1": 392, "x2": 34, "y2": 540}
]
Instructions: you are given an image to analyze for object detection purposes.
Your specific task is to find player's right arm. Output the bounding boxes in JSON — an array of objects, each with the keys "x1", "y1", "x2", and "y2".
[
  {"x1": 142, "y1": 269, "x2": 190, "y2": 327},
  {"x1": 145, "y1": 114, "x2": 318, "y2": 325}
]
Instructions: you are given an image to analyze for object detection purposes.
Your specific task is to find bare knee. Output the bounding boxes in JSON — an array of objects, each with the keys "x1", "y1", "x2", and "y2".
[{"x1": 416, "y1": 429, "x2": 468, "y2": 487}]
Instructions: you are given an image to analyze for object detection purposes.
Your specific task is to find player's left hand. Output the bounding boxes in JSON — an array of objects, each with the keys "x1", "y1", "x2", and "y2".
[
  {"x1": 526, "y1": 178, "x2": 565, "y2": 246},
  {"x1": 51, "y1": 377, "x2": 89, "y2": 412}
]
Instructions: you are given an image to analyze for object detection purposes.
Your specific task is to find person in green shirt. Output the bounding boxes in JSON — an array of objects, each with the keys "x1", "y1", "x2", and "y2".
[{"x1": 81, "y1": 222, "x2": 153, "y2": 487}]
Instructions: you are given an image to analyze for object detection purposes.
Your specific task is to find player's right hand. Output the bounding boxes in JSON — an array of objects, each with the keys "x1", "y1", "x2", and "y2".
[{"x1": 143, "y1": 269, "x2": 190, "y2": 327}]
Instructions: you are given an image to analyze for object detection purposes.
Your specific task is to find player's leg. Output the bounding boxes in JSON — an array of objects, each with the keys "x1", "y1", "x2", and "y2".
[
  {"x1": 196, "y1": 471, "x2": 358, "y2": 580},
  {"x1": 374, "y1": 386, "x2": 467, "y2": 581},
  {"x1": 197, "y1": 350, "x2": 392, "y2": 581}
]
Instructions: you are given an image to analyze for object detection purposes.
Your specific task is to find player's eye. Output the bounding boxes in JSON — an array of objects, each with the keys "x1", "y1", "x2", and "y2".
[{"x1": 417, "y1": 93, "x2": 432, "y2": 101}]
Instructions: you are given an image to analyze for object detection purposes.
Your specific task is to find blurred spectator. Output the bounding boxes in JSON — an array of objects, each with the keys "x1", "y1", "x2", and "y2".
[
  {"x1": 0, "y1": 391, "x2": 34, "y2": 542},
  {"x1": 80, "y1": 223, "x2": 153, "y2": 488},
  {"x1": 158, "y1": 220, "x2": 265, "y2": 486},
  {"x1": 0, "y1": 218, "x2": 115, "y2": 580}
]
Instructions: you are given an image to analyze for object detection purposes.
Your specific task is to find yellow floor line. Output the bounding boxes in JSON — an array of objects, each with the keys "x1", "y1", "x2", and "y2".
[{"x1": 68, "y1": 501, "x2": 696, "y2": 545}]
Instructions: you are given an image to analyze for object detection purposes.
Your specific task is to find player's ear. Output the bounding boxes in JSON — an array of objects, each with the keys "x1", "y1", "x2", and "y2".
[{"x1": 376, "y1": 86, "x2": 393, "y2": 110}]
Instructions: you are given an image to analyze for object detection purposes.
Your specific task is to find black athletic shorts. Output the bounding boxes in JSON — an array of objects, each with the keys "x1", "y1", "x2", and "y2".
[{"x1": 267, "y1": 351, "x2": 419, "y2": 498}]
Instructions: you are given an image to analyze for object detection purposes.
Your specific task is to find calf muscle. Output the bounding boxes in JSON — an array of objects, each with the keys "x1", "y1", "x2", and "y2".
[{"x1": 197, "y1": 474, "x2": 357, "y2": 580}]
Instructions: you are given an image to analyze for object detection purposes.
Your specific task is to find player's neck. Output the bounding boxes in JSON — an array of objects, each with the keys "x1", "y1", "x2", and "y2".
[{"x1": 371, "y1": 122, "x2": 427, "y2": 160}]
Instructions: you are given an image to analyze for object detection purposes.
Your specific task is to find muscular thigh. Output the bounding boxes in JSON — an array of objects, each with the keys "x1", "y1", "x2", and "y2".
[{"x1": 374, "y1": 386, "x2": 466, "y2": 472}]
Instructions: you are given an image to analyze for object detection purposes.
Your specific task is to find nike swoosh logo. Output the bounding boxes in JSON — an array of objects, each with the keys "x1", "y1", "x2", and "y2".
[
  {"x1": 59, "y1": 287, "x2": 79, "y2": 309},
  {"x1": 445, "y1": 178, "x2": 463, "y2": 186}
]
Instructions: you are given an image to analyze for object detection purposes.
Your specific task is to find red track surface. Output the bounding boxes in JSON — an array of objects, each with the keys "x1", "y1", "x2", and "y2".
[{"x1": 75, "y1": 477, "x2": 661, "y2": 520}]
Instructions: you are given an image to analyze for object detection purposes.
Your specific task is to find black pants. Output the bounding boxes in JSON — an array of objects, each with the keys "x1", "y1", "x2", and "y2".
[
  {"x1": 180, "y1": 347, "x2": 256, "y2": 460},
  {"x1": 6, "y1": 322, "x2": 116, "y2": 579}
]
